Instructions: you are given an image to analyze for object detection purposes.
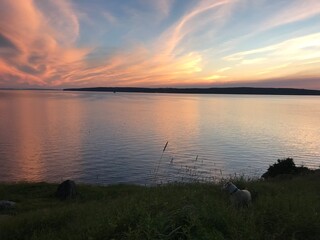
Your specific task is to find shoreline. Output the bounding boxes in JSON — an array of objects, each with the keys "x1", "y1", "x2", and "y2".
[{"x1": 64, "y1": 87, "x2": 320, "y2": 96}]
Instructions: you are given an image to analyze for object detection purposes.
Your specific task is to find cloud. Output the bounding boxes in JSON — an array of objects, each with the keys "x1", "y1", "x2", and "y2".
[
  {"x1": 0, "y1": 33, "x2": 17, "y2": 49},
  {"x1": 218, "y1": 32, "x2": 320, "y2": 84},
  {"x1": 203, "y1": 75, "x2": 226, "y2": 80},
  {"x1": 146, "y1": 0, "x2": 172, "y2": 18},
  {"x1": 217, "y1": 67, "x2": 231, "y2": 73},
  {"x1": 215, "y1": 76, "x2": 320, "y2": 90},
  {"x1": 102, "y1": 11, "x2": 117, "y2": 24},
  {"x1": 262, "y1": 0, "x2": 320, "y2": 30},
  {"x1": 215, "y1": 0, "x2": 320, "y2": 58},
  {"x1": 224, "y1": 32, "x2": 320, "y2": 63},
  {"x1": 158, "y1": 0, "x2": 233, "y2": 56},
  {"x1": 241, "y1": 58, "x2": 266, "y2": 65},
  {"x1": 257, "y1": 63, "x2": 291, "y2": 76},
  {"x1": 0, "y1": 0, "x2": 213, "y2": 88},
  {"x1": 0, "y1": 0, "x2": 319, "y2": 89},
  {"x1": 52, "y1": 46, "x2": 204, "y2": 87},
  {"x1": 0, "y1": 0, "x2": 90, "y2": 87}
]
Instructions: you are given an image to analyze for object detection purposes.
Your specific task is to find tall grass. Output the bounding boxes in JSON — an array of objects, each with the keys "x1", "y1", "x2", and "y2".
[
  {"x1": 152, "y1": 141, "x2": 169, "y2": 184},
  {"x1": 1, "y1": 173, "x2": 320, "y2": 239},
  {"x1": 150, "y1": 141, "x2": 262, "y2": 186},
  {"x1": 152, "y1": 145, "x2": 233, "y2": 185}
]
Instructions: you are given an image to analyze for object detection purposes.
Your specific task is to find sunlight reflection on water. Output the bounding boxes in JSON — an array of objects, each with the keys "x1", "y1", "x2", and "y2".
[{"x1": 0, "y1": 90, "x2": 319, "y2": 184}]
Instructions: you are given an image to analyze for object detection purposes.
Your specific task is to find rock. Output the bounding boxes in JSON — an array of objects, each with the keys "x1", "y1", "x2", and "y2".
[
  {"x1": 55, "y1": 180, "x2": 77, "y2": 200},
  {"x1": 0, "y1": 200, "x2": 16, "y2": 210}
]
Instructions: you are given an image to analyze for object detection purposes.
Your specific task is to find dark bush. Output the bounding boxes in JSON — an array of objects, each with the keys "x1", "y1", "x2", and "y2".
[{"x1": 262, "y1": 158, "x2": 311, "y2": 179}]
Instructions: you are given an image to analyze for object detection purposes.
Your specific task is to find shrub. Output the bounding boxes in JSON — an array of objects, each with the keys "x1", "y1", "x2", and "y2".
[{"x1": 262, "y1": 158, "x2": 310, "y2": 179}]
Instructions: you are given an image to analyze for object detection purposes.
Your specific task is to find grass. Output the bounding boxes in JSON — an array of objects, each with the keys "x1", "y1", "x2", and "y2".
[{"x1": 1, "y1": 172, "x2": 320, "y2": 240}]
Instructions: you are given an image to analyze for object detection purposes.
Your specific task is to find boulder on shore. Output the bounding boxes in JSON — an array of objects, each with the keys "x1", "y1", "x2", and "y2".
[
  {"x1": 0, "y1": 200, "x2": 16, "y2": 210},
  {"x1": 55, "y1": 180, "x2": 77, "y2": 200}
]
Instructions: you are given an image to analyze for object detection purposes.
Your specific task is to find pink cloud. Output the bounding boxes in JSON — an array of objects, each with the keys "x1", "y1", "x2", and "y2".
[
  {"x1": 0, "y1": 0, "x2": 319, "y2": 89},
  {"x1": 0, "y1": 0, "x2": 89, "y2": 87},
  {"x1": 0, "y1": 0, "x2": 211, "y2": 88},
  {"x1": 263, "y1": 0, "x2": 320, "y2": 30},
  {"x1": 157, "y1": 0, "x2": 232, "y2": 56}
]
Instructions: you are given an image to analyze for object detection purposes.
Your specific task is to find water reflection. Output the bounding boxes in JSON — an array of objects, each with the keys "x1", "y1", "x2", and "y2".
[
  {"x1": 0, "y1": 90, "x2": 319, "y2": 184},
  {"x1": 0, "y1": 91, "x2": 86, "y2": 182}
]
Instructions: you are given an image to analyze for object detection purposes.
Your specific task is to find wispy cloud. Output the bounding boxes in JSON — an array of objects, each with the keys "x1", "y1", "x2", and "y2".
[
  {"x1": 257, "y1": 63, "x2": 291, "y2": 76},
  {"x1": 101, "y1": 10, "x2": 117, "y2": 24},
  {"x1": 0, "y1": 0, "x2": 319, "y2": 89},
  {"x1": 0, "y1": 0, "x2": 90, "y2": 86},
  {"x1": 214, "y1": 0, "x2": 320, "y2": 58},
  {"x1": 217, "y1": 67, "x2": 231, "y2": 73},
  {"x1": 145, "y1": 0, "x2": 172, "y2": 18},
  {"x1": 224, "y1": 33, "x2": 320, "y2": 63},
  {"x1": 158, "y1": 0, "x2": 234, "y2": 56},
  {"x1": 262, "y1": 0, "x2": 320, "y2": 30}
]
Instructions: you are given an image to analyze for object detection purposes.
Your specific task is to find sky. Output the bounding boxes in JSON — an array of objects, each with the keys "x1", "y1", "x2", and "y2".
[{"x1": 0, "y1": 0, "x2": 320, "y2": 89}]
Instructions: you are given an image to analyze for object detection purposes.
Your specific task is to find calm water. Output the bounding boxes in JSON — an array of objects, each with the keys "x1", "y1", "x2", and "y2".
[{"x1": 0, "y1": 90, "x2": 319, "y2": 184}]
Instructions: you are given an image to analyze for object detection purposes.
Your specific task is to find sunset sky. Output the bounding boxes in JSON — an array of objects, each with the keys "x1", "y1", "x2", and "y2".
[{"x1": 1, "y1": 0, "x2": 320, "y2": 89}]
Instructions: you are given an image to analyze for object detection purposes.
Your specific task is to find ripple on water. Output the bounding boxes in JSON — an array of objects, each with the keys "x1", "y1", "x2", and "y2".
[{"x1": 0, "y1": 91, "x2": 319, "y2": 184}]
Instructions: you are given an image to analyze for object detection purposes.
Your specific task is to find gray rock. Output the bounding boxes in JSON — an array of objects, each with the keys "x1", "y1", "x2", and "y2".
[
  {"x1": 0, "y1": 200, "x2": 16, "y2": 209},
  {"x1": 55, "y1": 180, "x2": 77, "y2": 200}
]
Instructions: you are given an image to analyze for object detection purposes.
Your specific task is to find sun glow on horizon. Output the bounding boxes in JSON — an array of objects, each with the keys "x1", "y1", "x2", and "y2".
[{"x1": 0, "y1": 0, "x2": 320, "y2": 89}]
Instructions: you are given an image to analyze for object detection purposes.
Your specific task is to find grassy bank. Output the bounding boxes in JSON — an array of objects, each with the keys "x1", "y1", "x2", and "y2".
[{"x1": 0, "y1": 173, "x2": 320, "y2": 240}]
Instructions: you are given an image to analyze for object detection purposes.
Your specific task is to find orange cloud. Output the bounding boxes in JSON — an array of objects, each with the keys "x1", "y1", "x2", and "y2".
[
  {"x1": 0, "y1": 0, "x2": 90, "y2": 87},
  {"x1": 0, "y1": 0, "x2": 209, "y2": 88},
  {"x1": 0, "y1": 0, "x2": 319, "y2": 89}
]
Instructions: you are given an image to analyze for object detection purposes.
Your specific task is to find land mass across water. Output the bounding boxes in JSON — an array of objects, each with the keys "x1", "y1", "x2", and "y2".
[{"x1": 64, "y1": 87, "x2": 320, "y2": 95}]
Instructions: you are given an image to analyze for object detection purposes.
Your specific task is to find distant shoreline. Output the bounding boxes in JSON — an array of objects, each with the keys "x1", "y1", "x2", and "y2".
[
  {"x1": 0, "y1": 88, "x2": 60, "y2": 91},
  {"x1": 64, "y1": 87, "x2": 320, "y2": 96}
]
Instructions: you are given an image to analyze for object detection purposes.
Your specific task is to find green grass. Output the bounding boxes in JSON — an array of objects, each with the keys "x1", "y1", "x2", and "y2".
[{"x1": 1, "y1": 173, "x2": 320, "y2": 240}]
